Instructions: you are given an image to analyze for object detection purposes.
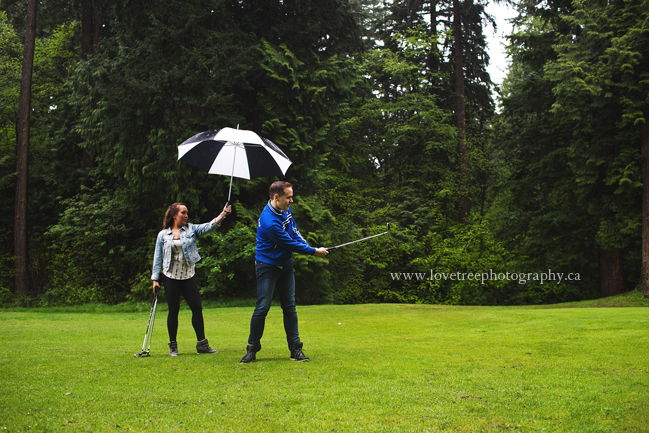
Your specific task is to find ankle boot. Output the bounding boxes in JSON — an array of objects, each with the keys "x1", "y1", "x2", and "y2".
[
  {"x1": 168, "y1": 341, "x2": 178, "y2": 356},
  {"x1": 239, "y1": 344, "x2": 260, "y2": 364},
  {"x1": 290, "y1": 342, "x2": 309, "y2": 362},
  {"x1": 196, "y1": 339, "x2": 218, "y2": 354}
]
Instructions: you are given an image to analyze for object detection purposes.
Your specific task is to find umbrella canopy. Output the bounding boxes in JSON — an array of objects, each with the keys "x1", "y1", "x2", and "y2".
[{"x1": 178, "y1": 127, "x2": 292, "y2": 200}]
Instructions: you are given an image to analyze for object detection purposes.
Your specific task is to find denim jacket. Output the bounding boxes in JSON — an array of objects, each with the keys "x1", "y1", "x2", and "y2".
[{"x1": 151, "y1": 220, "x2": 220, "y2": 281}]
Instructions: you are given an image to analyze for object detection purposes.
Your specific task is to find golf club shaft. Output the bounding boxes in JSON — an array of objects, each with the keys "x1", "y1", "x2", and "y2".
[
  {"x1": 328, "y1": 231, "x2": 388, "y2": 249},
  {"x1": 145, "y1": 297, "x2": 158, "y2": 352},
  {"x1": 140, "y1": 301, "x2": 154, "y2": 352},
  {"x1": 140, "y1": 291, "x2": 158, "y2": 352}
]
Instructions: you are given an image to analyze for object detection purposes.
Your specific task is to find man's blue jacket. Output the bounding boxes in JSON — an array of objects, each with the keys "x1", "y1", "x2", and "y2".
[{"x1": 255, "y1": 201, "x2": 315, "y2": 266}]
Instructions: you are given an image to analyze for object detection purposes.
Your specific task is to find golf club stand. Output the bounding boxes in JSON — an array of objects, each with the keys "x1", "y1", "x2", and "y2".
[
  {"x1": 327, "y1": 223, "x2": 391, "y2": 250},
  {"x1": 134, "y1": 287, "x2": 159, "y2": 358}
]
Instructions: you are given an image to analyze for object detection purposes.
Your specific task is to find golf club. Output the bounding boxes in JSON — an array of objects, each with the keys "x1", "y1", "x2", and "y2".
[
  {"x1": 327, "y1": 223, "x2": 391, "y2": 250},
  {"x1": 134, "y1": 287, "x2": 159, "y2": 358}
]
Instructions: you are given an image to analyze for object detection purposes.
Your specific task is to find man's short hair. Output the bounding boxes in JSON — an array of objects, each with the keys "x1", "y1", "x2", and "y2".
[{"x1": 269, "y1": 181, "x2": 293, "y2": 199}]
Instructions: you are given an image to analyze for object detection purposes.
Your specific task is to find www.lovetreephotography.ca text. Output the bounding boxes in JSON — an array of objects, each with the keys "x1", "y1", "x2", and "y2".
[{"x1": 390, "y1": 269, "x2": 580, "y2": 285}]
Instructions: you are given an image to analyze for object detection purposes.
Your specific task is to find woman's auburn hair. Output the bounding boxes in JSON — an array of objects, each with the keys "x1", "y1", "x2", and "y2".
[{"x1": 163, "y1": 202, "x2": 186, "y2": 230}]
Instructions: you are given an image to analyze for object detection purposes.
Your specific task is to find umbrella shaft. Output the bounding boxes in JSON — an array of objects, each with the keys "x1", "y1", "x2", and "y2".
[{"x1": 228, "y1": 146, "x2": 238, "y2": 202}]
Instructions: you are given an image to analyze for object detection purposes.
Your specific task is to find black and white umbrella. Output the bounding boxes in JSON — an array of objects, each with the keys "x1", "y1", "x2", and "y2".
[{"x1": 178, "y1": 127, "x2": 293, "y2": 201}]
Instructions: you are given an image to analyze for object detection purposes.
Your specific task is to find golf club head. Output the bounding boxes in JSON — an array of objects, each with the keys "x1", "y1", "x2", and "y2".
[{"x1": 134, "y1": 351, "x2": 150, "y2": 358}]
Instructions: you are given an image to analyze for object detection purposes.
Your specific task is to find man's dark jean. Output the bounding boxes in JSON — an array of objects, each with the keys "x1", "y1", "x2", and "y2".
[{"x1": 248, "y1": 260, "x2": 300, "y2": 351}]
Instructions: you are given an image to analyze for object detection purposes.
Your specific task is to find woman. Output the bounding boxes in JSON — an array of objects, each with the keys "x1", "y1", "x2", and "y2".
[{"x1": 151, "y1": 202, "x2": 231, "y2": 356}]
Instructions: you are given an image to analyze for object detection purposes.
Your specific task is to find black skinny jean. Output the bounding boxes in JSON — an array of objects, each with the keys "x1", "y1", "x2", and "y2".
[{"x1": 162, "y1": 275, "x2": 205, "y2": 342}]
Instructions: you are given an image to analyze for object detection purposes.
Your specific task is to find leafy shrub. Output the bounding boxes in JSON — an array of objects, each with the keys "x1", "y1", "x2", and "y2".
[
  {"x1": 412, "y1": 219, "x2": 517, "y2": 305},
  {"x1": 45, "y1": 183, "x2": 140, "y2": 304},
  {"x1": 197, "y1": 222, "x2": 257, "y2": 298},
  {"x1": 289, "y1": 196, "x2": 336, "y2": 304},
  {"x1": 0, "y1": 285, "x2": 13, "y2": 305},
  {"x1": 46, "y1": 251, "x2": 97, "y2": 305},
  {"x1": 127, "y1": 271, "x2": 166, "y2": 302},
  {"x1": 0, "y1": 248, "x2": 13, "y2": 304}
]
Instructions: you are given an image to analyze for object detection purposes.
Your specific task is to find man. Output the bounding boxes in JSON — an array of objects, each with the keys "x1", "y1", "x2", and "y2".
[{"x1": 240, "y1": 181, "x2": 328, "y2": 363}]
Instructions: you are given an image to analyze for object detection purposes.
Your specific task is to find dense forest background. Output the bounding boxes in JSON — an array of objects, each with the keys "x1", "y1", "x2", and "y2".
[{"x1": 2, "y1": 0, "x2": 648, "y2": 306}]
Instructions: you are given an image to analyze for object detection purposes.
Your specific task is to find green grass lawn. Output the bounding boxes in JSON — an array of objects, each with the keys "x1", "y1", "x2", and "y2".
[{"x1": 1, "y1": 295, "x2": 648, "y2": 432}]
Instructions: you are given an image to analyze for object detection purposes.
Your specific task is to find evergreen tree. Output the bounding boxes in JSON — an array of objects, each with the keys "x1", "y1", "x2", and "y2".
[
  {"x1": 494, "y1": 0, "x2": 646, "y2": 301},
  {"x1": 54, "y1": 0, "x2": 361, "y2": 303},
  {"x1": 493, "y1": 1, "x2": 601, "y2": 303},
  {"x1": 13, "y1": 0, "x2": 37, "y2": 296},
  {"x1": 543, "y1": 0, "x2": 648, "y2": 297},
  {"x1": 0, "y1": 11, "x2": 21, "y2": 295}
]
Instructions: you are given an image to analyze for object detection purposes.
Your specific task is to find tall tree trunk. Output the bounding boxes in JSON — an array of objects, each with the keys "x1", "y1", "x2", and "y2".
[
  {"x1": 14, "y1": 0, "x2": 38, "y2": 296},
  {"x1": 453, "y1": 0, "x2": 470, "y2": 223},
  {"x1": 93, "y1": 2, "x2": 103, "y2": 52},
  {"x1": 81, "y1": 0, "x2": 101, "y2": 173},
  {"x1": 639, "y1": 104, "x2": 649, "y2": 298},
  {"x1": 599, "y1": 248, "x2": 626, "y2": 298},
  {"x1": 428, "y1": 0, "x2": 439, "y2": 73},
  {"x1": 81, "y1": 0, "x2": 93, "y2": 60},
  {"x1": 82, "y1": 0, "x2": 103, "y2": 58}
]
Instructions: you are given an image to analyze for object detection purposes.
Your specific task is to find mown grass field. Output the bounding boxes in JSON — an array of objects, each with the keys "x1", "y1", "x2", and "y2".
[{"x1": 1, "y1": 293, "x2": 648, "y2": 432}]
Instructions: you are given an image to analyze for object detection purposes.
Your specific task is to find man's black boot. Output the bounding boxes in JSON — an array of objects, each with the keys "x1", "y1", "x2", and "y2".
[
  {"x1": 196, "y1": 339, "x2": 218, "y2": 354},
  {"x1": 290, "y1": 342, "x2": 309, "y2": 362},
  {"x1": 168, "y1": 341, "x2": 178, "y2": 356},
  {"x1": 239, "y1": 344, "x2": 260, "y2": 364}
]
